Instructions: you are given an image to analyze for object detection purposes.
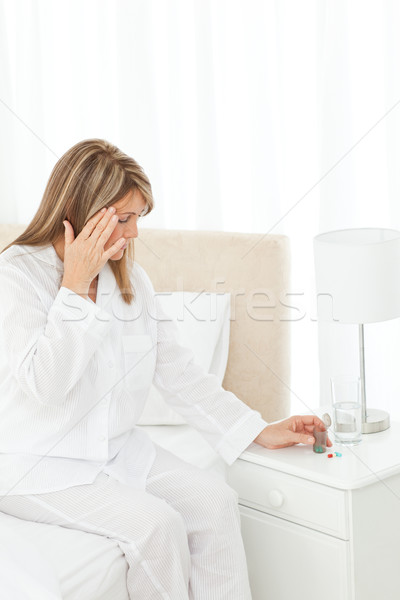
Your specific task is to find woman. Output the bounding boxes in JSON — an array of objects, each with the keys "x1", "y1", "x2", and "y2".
[{"x1": 0, "y1": 139, "x2": 330, "y2": 599}]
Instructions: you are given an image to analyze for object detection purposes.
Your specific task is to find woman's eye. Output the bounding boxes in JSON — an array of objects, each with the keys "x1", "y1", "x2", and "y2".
[{"x1": 118, "y1": 217, "x2": 130, "y2": 224}]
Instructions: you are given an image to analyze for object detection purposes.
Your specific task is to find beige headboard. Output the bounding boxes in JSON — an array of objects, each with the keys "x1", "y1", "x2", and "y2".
[{"x1": 0, "y1": 225, "x2": 291, "y2": 423}]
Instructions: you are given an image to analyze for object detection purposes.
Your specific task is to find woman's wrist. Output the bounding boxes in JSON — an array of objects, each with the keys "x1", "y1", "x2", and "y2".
[{"x1": 61, "y1": 278, "x2": 90, "y2": 299}]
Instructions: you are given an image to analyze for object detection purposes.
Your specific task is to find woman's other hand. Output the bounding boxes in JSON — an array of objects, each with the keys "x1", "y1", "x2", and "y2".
[
  {"x1": 253, "y1": 415, "x2": 333, "y2": 450},
  {"x1": 61, "y1": 207, "x2": 126, "y2": 298}
]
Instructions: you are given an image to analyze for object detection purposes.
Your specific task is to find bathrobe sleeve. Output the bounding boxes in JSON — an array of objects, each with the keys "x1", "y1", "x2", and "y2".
[
  {"x1": 0, "y1": 264, "x2": 112, "y2": 406},
  {"x1": 137, "y1": 265, "x2": 268, "y2": 465}
]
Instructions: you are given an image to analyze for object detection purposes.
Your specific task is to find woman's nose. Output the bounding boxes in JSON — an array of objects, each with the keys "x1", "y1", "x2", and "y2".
[{"x1": 127, "y1": 219, "x2": 138, "y2": 238}]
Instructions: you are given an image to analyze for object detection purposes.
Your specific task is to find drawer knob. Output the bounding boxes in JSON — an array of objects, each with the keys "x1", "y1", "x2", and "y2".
[{"x1": 268, "y1": 489, "x2": 284, "y2": 508}]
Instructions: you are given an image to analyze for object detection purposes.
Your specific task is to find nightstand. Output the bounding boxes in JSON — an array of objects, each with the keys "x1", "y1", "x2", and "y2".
[{"x1": 227, "y1": 422, "x2": 400, "y2": 600}]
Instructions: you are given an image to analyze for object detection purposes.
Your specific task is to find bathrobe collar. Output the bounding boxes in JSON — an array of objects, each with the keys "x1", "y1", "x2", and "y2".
[{"x1": 27, "y1": 244, "x2": 117, "y2": 310}]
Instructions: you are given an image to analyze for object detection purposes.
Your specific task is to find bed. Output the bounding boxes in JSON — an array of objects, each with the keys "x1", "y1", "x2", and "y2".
[{"x1": 0, "y1": 225, "x2": 290, "y2": 599}]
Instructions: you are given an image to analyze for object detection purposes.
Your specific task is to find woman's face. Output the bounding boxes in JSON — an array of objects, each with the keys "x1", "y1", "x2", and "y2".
[{"x1": 105, "y1": 188, "x2": 148, "y2": 260}]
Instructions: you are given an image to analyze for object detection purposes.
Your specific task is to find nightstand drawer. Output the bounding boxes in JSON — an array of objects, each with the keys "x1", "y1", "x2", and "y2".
[{"x1": 228, "y1": 459, "x2": 349, "y2": 539}]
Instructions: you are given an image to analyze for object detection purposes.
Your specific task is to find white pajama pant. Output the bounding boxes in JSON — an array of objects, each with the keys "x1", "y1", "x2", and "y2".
[{"x1": 0, "y1": 444, "x2": 252, "y2": 600}]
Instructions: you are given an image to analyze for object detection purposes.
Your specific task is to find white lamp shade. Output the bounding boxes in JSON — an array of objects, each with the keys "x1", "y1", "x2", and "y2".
[{"x1": 314, "y1": 228, "x2": 400, "y2": 324}]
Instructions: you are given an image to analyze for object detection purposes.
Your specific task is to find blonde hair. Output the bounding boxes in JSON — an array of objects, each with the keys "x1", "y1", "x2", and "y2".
[{"x1": 1, "y1": 138, "x2": 154, "y2": 304}]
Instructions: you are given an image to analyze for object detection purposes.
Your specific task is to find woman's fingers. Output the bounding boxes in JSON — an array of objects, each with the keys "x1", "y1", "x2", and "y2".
[
  {"x1": 86, "y1": 208, "x2": 120, "y2": 248},
  {"x1": 104, "y1": 237, "x2": 126, "y2": 260},
  {"x1": 96, "y1": 213, "x2": 120, "y2": 247},
  {"x1": 63, "y1": 220, "x2": 75, "y2": 246},
  {"x1": 80, "y1": 207, "x2": 108, "y2": 240},
  {"x1": 62, "y1": 206, "x2": 122, "y2": 288}
]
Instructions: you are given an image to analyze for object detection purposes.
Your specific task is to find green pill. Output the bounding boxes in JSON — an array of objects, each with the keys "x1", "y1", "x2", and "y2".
[{"x1": 313, "y1": 428, "x2": 327, "y2": 454}]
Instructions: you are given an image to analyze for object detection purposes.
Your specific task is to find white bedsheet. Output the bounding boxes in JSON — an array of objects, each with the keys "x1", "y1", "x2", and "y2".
[{"x1": 0, "y1": 425, "x2": 226, "y2": 600}]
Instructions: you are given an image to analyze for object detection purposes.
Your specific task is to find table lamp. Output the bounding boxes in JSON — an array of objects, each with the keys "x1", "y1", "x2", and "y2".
[{"x1": 313, "y1": 228, "x2": 400, "y2": 433}]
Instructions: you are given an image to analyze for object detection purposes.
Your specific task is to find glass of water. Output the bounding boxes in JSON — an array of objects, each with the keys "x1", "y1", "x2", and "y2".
[{"x1": 331, "y1": 376, "x2": 362, "y2": 445}]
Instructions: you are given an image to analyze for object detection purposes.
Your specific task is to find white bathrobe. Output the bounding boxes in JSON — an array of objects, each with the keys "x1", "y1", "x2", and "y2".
[{"x1": 0, "y1": 243, "x2": 267, "y2": 496}]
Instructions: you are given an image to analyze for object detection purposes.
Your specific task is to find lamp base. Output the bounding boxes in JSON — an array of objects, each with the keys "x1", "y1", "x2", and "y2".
[{"x1": 362, "y1": 408, "x2": 390, "y2": 434}]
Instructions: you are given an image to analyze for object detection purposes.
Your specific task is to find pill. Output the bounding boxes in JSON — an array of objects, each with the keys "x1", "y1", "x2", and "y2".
[
  {"x1": 327, "y1": 453, "x2": 334, "y2": 458},
  {"x1": 334, "y1": 452, "x2": 342, "y2": 457},
  {"x1": 313, "y1": 445, "x2": 325, "y2": 453}
]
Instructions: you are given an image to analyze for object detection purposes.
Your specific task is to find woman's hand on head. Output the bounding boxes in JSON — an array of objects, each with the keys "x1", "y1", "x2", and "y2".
[
  {"x1": 253, "y1": 415, "x2": 333, "y2": 450},
  {"x1": 61, "y1": 207, "x2": 126, "y2": 297}
]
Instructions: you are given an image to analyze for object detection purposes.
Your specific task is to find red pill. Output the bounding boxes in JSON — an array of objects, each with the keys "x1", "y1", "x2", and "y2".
[{"x1": 327, "y1": 453, "x2": 334, "y2": 458}]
